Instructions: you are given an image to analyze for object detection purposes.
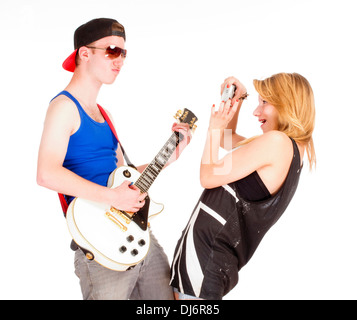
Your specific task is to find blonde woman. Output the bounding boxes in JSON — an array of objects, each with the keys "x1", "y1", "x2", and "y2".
[{"x1": 170, "y1": 73, "x2": 316, "y2": 300}]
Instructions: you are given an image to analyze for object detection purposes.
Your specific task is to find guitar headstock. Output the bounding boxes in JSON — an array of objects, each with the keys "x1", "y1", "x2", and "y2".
[{"x1": 174, "y1": 108, "x2": 198, "y2": 132}]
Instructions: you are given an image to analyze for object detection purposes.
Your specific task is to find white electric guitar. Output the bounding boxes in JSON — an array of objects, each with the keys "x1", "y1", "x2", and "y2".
[{"x1": 66, "y1": 109, "x2": 198, "y2": 271}]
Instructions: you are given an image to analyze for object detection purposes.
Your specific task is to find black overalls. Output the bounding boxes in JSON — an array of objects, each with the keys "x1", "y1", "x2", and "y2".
[{"x1": 170, "y1": 138, "x2": 302, "y2": 299}]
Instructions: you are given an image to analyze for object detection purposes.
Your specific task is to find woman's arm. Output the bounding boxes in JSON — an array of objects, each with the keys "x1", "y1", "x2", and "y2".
[
  {"x1": 200, "y1": 100, "x2": 293, "y2": 192},
  {"x1": 201, "y1": 130, "x2": 287, "y2": 189},
  {"x1": 219, "y1": 77, "x2": 248, "y2": 149},
  {"x1": 200, "y1": 99, "x2": 240, "y2": 187}
]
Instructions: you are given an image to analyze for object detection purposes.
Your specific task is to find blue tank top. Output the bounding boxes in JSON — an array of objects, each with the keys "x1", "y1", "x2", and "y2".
[{"x1": 52, "y1": 91, "x2": 118, "y2": 200}]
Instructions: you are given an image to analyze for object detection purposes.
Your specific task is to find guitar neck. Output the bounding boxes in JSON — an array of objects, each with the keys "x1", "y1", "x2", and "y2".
[{"x1": 134, "y1": 131, "x2": 183, "y2": 193}]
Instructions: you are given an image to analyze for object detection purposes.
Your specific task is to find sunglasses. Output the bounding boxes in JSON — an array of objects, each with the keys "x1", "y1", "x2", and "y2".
[{"x1": 86, "y1": 45, "x2": 127, "y2": 59}]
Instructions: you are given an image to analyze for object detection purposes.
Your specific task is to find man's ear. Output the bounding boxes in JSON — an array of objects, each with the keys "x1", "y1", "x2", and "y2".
[{"x1": 78, "y1": 46, "x2": 90, "y2": 63}]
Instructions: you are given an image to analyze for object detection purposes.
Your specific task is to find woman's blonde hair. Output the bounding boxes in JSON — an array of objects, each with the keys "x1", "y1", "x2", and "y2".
[{"x1": 240, "y1": 73, "x2": 316, "y2": 169}]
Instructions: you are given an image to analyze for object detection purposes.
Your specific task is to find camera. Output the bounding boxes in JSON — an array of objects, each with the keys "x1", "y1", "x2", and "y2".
[{"x1": 221, "y1": 84, "x2": 236, "y2": 102}]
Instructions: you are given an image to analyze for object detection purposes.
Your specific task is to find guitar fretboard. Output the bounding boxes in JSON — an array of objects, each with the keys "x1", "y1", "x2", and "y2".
[{"x1": 134, "y1": 131, "x2": 183, "y2": 193}]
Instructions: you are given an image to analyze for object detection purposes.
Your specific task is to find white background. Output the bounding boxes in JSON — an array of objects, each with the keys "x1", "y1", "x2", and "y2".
[{"x1": 0, "y1": 0, "x2": 356, "y2": 300}]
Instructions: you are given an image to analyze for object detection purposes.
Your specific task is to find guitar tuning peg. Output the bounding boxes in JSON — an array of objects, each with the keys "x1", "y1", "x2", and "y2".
[
  {"x1": 192, "y1": 124, "x2": 197, "y2": 133},
  {"x1": 174, "y1": 110, "x2": 183, "y2": 120},
  {"x1": 189, "y1": 117, "x2": 196, "y2": 125}
]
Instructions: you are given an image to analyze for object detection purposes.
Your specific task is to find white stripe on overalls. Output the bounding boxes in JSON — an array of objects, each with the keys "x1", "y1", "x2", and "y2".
[{"x1": 171, "y1": 184, "x2": 238, "y2": 297}]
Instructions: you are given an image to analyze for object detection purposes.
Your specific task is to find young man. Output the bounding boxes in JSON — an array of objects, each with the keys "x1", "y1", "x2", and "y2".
[{"x1": 37, "y1": 18, "x2": 191, "y2": 300}]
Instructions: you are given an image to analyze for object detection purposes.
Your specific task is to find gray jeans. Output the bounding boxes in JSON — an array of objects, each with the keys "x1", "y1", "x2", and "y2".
[{"x1": 74, "y1": 231, "x2": 174, "y2": 300}]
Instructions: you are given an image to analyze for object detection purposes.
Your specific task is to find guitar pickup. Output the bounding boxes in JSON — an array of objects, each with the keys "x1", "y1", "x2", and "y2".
[
  {"x1": 110, "y1": 207, "x2": 132, "y2": 224},
  {"x1": 105, "y1": 212, "x2": 128, "y2": 231}
]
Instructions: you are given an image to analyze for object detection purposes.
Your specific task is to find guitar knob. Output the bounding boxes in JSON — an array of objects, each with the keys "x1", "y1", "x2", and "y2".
[
  {"x1": 127, "y1": 235, "x2": 134, "y2": 242},
  {"x1": 138, "y1": 239, "x2": 146, "y2": 247},
  {"x1": 119, "y1": 246, "x2": 127, "y2": 253},
  {"x1": 123, "y1": 170, "x2": 131, "y2": 178},
  {"x1": 131, "y1": 249, "x2": 139, "y2": 256}
]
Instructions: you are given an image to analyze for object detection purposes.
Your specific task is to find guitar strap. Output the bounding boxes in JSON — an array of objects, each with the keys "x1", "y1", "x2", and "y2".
[
  {"x1": 97, "y1": 104, "x2": 137, "y2": 170},
  {"x1": 58, "y1": 104, "x2": 136, "y2": 216}
]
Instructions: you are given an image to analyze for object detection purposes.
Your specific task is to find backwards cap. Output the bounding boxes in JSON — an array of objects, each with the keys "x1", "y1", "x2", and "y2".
[{"x1": 62, "y1": 18, "x2": 126, "y2": 72}]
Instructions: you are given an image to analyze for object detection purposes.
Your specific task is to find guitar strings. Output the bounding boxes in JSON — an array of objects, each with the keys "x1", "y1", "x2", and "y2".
[{"x1": 134, "y1": 132, "x2": 182, "y2": 193}]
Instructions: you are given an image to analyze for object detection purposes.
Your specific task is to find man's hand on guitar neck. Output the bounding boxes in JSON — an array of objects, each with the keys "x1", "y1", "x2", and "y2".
[{"x1": 164, "y1": 122, "x2": 192, "y2": 168}]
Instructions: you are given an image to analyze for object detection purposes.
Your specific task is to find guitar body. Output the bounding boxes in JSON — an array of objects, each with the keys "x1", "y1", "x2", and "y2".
[{"x1": 66, "y1": 166, "x2": 164, "y2": 271}]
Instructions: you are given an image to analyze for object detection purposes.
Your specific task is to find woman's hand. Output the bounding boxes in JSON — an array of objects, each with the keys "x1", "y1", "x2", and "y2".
[
  {"x1": 209, "y1": 99, "x2": 239, "y2": 131},
  {"x1": 220, "y1": 76, "x2": 248, "y2": 105}
]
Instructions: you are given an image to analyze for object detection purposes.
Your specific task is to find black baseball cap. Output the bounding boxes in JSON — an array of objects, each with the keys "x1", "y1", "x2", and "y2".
[{"x1": 62, "y1": 18, "x2": 126, "y2": 72}]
